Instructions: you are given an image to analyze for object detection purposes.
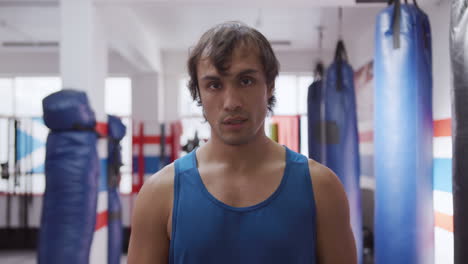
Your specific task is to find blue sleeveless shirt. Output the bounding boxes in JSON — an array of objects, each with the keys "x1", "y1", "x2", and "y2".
[{"x1": 170, "y1": 147, "x2": 317, "y2": 264}]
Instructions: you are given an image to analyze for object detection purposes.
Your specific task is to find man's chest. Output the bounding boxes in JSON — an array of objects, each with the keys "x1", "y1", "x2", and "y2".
[{"x1": 198, "y1": 167, "x2": 285, "y2": 208}]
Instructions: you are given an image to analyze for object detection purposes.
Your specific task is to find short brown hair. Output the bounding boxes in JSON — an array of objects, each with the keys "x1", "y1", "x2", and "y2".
[{"x1": 187, "y1": 21, "x2": 279, "y2": 112}]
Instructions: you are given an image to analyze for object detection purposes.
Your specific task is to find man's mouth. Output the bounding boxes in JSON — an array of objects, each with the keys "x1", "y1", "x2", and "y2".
[
  {"x1": 224, "y1": 119, "x2": 246, "y2": 124},
  {"x1": 222, "y1": 117, "x2": 248, "y2": 127}
]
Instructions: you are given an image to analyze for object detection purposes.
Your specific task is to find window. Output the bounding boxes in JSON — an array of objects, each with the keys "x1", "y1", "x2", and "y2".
[
  {"x1": 179, "y1": 77, "x2": 202, "y2": 117},
  {"x1": 275, "y1": 75, "x2": 298, "y2": 115},
  {"x1": 274, "y1": 74, "x2": 313, "y2": 116},
  {"x1": 105, "y1": 77, "x2": 132, "y2": 117},
  {"x1": 14, "y1": 77, "x2": 61, "y2": 117},
  {"x1": 0, "y1": 78, "x2": 14, "y2": 116},
  {"x1": 0, "y1": 77, "x2": 60, "y2": 194}
]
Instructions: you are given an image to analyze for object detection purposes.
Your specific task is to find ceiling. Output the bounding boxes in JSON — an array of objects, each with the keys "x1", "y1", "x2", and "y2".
[
  {"x1": 0, "y1": 4, "x2": 59, "y2": 45},
  {"x1": 0, "y1": 0, "x2": 383, "y2": 50},
  {"x1": 0, "y1": 0, "x2": 443, "y2": 69},
  {"x1": 137, "y1": 5, "x2": 324, "y2": 51}
]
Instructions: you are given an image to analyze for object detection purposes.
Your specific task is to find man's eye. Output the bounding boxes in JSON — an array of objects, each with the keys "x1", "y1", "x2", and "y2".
[
  {"x1": 208, "y1": 82, "x2": 221, "y2": 90},
  {"x1": 240, "y1": 78, "x2": 253, "y2": 86}
]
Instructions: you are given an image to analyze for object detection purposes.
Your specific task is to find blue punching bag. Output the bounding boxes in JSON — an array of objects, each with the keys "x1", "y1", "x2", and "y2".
[
  {"x1": 323, "y1": 40, "x2": 362, "y2": 264},
  {"x1": 374, "y1": 1, "x2": 434, "y2": 263},
  {"x1": 39, "y1": 90, "x2": 98, "y2": 264},
  {"x1": 107, "y1": 115, "x2": 126, "y2": 264},
  {"x1": 307, "y1": 62, "x2": 325, "y2": 161}
]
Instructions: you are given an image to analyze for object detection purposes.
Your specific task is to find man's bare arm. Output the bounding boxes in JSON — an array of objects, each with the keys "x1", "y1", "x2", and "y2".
[
  {"x1": 309, "y1": 160, "x2": 357, "y2": 264},
  {"x1": 127, "y1": 164, "x2": 174, "y2": 264}
]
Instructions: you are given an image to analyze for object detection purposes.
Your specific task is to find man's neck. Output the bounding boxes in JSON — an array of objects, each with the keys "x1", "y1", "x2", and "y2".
[{"x1": 199, "y1": 130, "x2": 278, "y2": 171}]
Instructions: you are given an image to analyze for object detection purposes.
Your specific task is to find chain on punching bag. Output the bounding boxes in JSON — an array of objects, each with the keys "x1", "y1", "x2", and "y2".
[{"x1": 450, "y1": 1, "x2": 468, "y2": 263}]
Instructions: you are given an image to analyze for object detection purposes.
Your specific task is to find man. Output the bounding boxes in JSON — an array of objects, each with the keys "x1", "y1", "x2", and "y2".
[{"x1": 128, "y1": 21, "x2": 357, "y2": 264}]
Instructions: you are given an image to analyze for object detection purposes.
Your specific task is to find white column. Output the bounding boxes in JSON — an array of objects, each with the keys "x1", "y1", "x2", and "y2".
[
  {"x1": 60, "y1": 1, "x2": 108, "y2": 263},
  {"x1": 163, "y1": 73, "x2": 181, "y2": 122},
  {"x1": 60, "y1": 0, "x2": 107, "y2": 121},
  {"x1": 132, "y1": 73, "x2": 159, "y2": 125},
  {"x1": 158, "y1": 71, "x2": 165, "y2": 124},
  {"x1": 132, "y1": 73, "x2": 169, "y2": 190}
]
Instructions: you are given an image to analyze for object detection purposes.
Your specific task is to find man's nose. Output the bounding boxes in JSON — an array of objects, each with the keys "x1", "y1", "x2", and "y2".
[{"x1": 223, "y1": 84, "x2": 243, "y2": 112}]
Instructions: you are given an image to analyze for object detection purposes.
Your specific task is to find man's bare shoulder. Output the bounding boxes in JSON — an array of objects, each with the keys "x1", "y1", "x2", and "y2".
[
  {"x1": 306, "y1": 159, "x2": 349, "y2": 213},
  {"x1": 306, "y1": 160, "x2": 357, "y2": 263},
  {"x1": 128, "y1": 163, "x2": 175, "y2": 263},
  {"x1": 134, "y1": 163, "x2": 175, "y2": 221},
  {"x1": 140, "y1": 163, "x2": 175, "y2": 197},
  {"x1": 307, "y1": 159, "x2": 340, "y2": 188}
]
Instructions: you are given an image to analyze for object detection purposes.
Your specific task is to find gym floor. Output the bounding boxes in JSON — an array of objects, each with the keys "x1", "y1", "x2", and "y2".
[{"x1": 0, "y1": 251, "x2": 128, "y2": 263}]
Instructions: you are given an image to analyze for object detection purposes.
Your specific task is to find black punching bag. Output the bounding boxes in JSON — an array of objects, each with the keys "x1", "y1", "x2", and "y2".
[{"x1": 450, "y1": 1, "x2": 468, "y2": 263}]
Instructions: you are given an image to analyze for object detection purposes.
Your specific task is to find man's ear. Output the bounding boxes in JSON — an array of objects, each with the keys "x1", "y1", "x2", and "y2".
[
  {"x1": 202, "y1": 107, "x2": 208, "y2": 123},
  {"x1": 267, "y1": 83, "x2": 274, "y2": 98},
  {"x1": 197, "y1": 86, "x2": 203, "y2": 106}
]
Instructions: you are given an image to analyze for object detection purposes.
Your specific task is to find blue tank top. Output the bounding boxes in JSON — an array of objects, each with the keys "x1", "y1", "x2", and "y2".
[{"x1": 170, "y1": 147, "x2": 317, "y2": 264}]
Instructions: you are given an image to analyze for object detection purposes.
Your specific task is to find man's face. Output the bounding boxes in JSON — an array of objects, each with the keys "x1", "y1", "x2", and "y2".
[{"x1": 197, "y1": 46, "x2": 272, "y2": 146}]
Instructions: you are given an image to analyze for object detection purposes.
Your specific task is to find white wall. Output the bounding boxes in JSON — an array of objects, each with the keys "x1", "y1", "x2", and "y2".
[
  {"x1": 426, "y1": 2, "x2": 451, "y2": 120},
  {"x1": 343, "y1": 7, "x2": 382, "y2": 69},
  {"x1": 0, "y1": 51, "x2": 137, "y2": 76},
  {"x1": 276, "y1": 49, "x2": 334, "y2": 73}
]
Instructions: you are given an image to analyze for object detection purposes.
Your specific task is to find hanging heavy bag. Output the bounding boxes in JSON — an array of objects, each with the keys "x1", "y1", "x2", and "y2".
[
  {"x1": 374, "y1": 0, "x2": 434, "y2": 263},
  {"x1": 323, "y1": 40, "x2": 362, "y2": 264},
  {"x1": 38, "y1": 90, "x2": 99, "y2": 264}
]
